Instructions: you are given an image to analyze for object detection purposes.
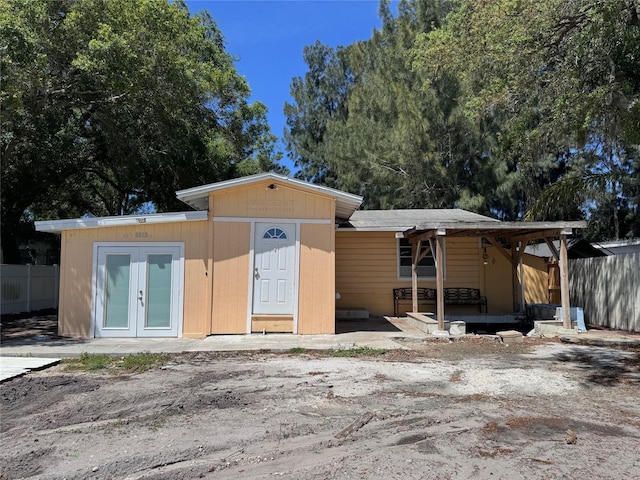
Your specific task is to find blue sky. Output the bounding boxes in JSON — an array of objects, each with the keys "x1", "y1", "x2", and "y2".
[{"x1": 186, "y1": 1, "x2": 390, "y2": 171}]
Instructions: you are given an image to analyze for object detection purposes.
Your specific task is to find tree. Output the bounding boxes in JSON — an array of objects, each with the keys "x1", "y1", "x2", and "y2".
[
  {"x1": 1, "y1": 0, "x2": 282, "y2": 262},
  {"x1": 413, "y1": 0, "x2": 640, "y2": 237},
  {"x1": 284, "y1": 40, "x2": 352, "y2": 186},
  {"x1": 285, "y1": 0, "x2": 504, "y2": 212}
]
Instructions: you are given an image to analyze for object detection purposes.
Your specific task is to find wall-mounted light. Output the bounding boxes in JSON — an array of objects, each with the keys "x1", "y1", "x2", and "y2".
[{"x1": 267, "y1": 183, "x2": 278, "y2": 190}]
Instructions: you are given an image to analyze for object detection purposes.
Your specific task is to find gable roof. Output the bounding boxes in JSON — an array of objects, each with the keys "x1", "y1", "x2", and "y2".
[
  {"x1": 337, "y1": 209, "x2": 500, "y2": 231},
  {"x1": 176, "y1": 172, "x2": 363, "y2": 220}
]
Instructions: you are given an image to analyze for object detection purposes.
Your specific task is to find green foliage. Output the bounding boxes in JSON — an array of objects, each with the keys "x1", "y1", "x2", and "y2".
[
  {"x1": 288, "y1": 347, "x2": 307, "y2": 355},
  {"x1": 0, "y1": 0, "x2": 283, "y2": 262},
  {"x1": 413, "y1": 0, "x2": 640, "y2": 237},
  {"x1": 286, "y1": 0, "x2": 639, "y2": 239},
  {"x1": 63, "y1": 352, "x2": 169, "y2": 373},
  {"x1": 64, "y1": 352, "x2": 112, "y2": 372},
  {"x1": 327, "y1": 346, "x2": 386, "y2": 357}
]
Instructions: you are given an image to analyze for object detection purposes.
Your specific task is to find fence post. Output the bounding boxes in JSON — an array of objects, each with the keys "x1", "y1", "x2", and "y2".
[{"x1": 26, "y1": 264, "x2": 32, "y2": 312}]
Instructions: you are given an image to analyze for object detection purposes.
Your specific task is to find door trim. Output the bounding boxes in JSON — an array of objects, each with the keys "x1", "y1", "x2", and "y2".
[
  {"x1": 90, "y1": 242, "x2": 185, "y2": 338},
  {"x1": 246, "y1": 222, "x2": 301, "y2": 334}
]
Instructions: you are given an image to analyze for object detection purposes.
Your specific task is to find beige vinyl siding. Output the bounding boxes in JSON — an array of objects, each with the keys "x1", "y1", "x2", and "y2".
[
  {"x1": 211, "y1": 222, "x2": 251, "y2": 334},
  {"x1": 335, "y1": 231, "x2": 484, "y2": 315},
  {"x1": 298, "y1": 223, "x2": 335, "y2": 334},
  {"x1": 58, "y1": 221, "x2": 210, "y2": 338},
  {"x1": 211, "y1": 180, "x2": 333, "y2": 219}
]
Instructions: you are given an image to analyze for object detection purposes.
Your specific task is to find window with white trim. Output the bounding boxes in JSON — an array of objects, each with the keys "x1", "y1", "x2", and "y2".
[{"x1": 397, "y1": 238, "x2": 444, "y2": 280}]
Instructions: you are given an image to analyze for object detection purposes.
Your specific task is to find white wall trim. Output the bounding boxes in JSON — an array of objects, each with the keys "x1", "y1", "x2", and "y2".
[
  {"x1": 336, "y1": 227, "x2": 411, "y2": 232},
  {"x1": 36, "y1": 211, "x2": 207, "y2": 233},
  {"x1": 91, "y1": 242, "x2": 185, "y2": 338},
  {"x1": 213, "y1": 216, "x2": 330, "y2": 225}
]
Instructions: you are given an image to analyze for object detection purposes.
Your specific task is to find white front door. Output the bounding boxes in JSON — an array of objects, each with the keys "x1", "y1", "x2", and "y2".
[
  {"x1": 95, "y1": 245, "x2": 183, "y2": 337},
  {"x1": 253, "y1": 224, "x2": 296, "y2": 315}
]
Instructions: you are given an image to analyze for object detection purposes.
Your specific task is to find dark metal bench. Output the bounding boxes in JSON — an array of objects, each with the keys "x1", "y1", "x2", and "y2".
[
  {"x1": 443, "y1": 287, "x2": 487, "y2": 313},
  {"x1": 393, "y1": 287, "x2": 487, "y2": 316},
  {"x1": 393, "y1": 287, "x2": 436, "y2": 317}
]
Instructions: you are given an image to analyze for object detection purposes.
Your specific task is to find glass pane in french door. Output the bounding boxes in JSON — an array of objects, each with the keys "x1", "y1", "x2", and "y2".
[
  {"x1": 104, "y1": 254, "x2": 132, "y2": 328},
  {"x1": 145, "y1": 254, "x2": 172, "y2": 328}
]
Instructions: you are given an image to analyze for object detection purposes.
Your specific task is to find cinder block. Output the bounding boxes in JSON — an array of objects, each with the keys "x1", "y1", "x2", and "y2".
[{"x1": 496, "y1": 330, "x2": 524, "y2": 343}]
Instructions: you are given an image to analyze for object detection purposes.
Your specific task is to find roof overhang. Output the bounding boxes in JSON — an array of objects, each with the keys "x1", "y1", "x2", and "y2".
[
  {"x1": 396, "y1": 221, "x2": 587, "y2": 242},
  {"x1": 175, "y1": 172, "x2": 363, "y2": 220},
  {"x1": 35, "y1": 211, "x2": 208, "y2": 233}
]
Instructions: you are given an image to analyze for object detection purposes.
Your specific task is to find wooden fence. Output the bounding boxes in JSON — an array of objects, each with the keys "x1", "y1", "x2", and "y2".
[
  {"x1": 569, "y1": 253, "x2": 640, "y2": 332},
  {"x1": 0, "y1": 264, "x2": 59, "y2": 315}
]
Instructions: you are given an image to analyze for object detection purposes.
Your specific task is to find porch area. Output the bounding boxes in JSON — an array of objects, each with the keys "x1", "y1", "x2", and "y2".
[{"x1": 399, "y1": 220, "x2": 586, "y2": 335}]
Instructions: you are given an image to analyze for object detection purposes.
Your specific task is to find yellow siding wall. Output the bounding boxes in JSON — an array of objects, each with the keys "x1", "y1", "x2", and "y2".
[
  {"x1": 211, "y1": 180, "x2": 333, "y2": 219},
  {"x1": 481, "y1": 245, "x2": 514, "y2": 313},
  {"x1": 298, "y1": 223, "x2": 335, "y2": 334},
  {"x1": 58, "y1": 221, "x2": 210, "y2": 338},
  {"x1": 523, "y1": 254, "x2": 550, "y2": 304},
  {"x1": 211, "y1": 222, "x2": 251, "y2": 334},
  {"x1": 335, "y1": 232, "x2": 484, "y2": 315}
]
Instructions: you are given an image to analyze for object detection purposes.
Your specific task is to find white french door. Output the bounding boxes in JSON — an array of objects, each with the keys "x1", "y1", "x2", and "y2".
[{"x1": 94, "y1": 245, "x2": 183, "y2": 337}]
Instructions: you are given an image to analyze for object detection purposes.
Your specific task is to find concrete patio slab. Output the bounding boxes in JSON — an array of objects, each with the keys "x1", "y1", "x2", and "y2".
[{"x1": 0, "y1": 357, "x2": 60, "y2": 382}]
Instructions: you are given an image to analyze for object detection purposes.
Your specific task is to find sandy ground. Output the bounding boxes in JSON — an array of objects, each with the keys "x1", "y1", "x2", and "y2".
[{"x1": 1, "y1": 338, "x2": 639, "y2": 480}]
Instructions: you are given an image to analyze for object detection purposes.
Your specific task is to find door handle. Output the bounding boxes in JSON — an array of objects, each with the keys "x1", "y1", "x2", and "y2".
[
  {"x1": 254, "y1": 267, "x2": 260, "y2": 279},
  {"x1": 138, "y1": 290, "x2": 143, "y2": 301}
]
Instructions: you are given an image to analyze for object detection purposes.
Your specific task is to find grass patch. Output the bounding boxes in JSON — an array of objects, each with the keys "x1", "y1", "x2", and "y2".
[
  {"x1": 327, "y1": 346, "x2": 386, "y2": 357},
  {"x1": 63, "y1": 352, "x2": 168, "y2": 374},
  {"x1": 119, "y1": 352, "x2": 169, "y2": 372},
  {"x1": 288, "y1": 347, "x2": 307, "y2": 355}
]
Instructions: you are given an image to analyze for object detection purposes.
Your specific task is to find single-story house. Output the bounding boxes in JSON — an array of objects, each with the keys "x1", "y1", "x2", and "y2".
[{"x1": 35, "y1": 173, "x2": 585, "y2": 338}]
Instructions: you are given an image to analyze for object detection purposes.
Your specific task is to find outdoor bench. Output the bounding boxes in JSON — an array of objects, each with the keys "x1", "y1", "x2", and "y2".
[
  {"x1": 393, "y1": 287, "x2": 436, "y2": 317},
  {"x1": 393, "y1": 287, "x2": 487, "y2": 316}
]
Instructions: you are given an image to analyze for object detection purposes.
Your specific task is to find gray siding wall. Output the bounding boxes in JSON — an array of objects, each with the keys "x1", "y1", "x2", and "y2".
[{"x1": 569, "y1": 253, "x2": 640, "y2": 332}]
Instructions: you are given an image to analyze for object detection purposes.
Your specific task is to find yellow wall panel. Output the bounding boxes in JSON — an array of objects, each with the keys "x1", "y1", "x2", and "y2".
[
  {"x1": 58, "y1": 221, "x2": 210, "y2": 337},
  {"x1": 298, "y1": 224, "x2": 335, "y2": 334},
  {"x1": 481, "y1": 245, "x2": 514, "y2": 313},
  {"x1": 211, "y1": 180, "x2": 333, "y2": 219},
  {"x1": 523, "y1": 254, "x2": 550, "y2": 305},
  {"x1": 336, "y1": 232, "x2": 492, "y2": 315},
  {"x1": 211, "y1": 222, "x2": 250, "y2": 334}
]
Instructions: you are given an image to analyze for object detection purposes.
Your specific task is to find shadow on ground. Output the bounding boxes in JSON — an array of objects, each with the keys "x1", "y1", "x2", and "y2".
[
  {"x1": 0, "y1": 309, "x2": 82, "y2": 346},
  {"x1": 554, "y1": 346, "x2": 640, "y2": 386},
  {"x1": 336, "y1": 316, "x2": 401, "y2": 334}
]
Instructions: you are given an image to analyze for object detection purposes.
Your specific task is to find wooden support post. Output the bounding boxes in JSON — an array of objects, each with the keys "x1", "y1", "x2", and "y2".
[
  {"x1": 436, "y1": 234, "x2": 445, "y2": 331},
  {"x1": 559, "y1": 234, "x2": 571, "y2": 329},
  {"x1": 412, "y1": 240, "x2": 420, "y2": 313}
]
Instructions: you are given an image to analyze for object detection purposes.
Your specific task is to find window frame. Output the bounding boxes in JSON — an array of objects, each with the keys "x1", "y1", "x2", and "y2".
[{"x1": 396, "y1": 237, "x2": 446, "y2": 281}]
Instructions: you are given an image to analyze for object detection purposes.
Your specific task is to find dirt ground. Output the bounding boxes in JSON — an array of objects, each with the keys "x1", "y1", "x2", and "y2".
[{"x1": 1, "y1": 338, "x2": 639, "y2": 480}]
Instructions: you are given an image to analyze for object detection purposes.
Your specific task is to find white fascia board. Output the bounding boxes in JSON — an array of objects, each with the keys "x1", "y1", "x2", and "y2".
[
  {"x1": 35, "y1": 211, "x2": 208, "y2": 233},
  {"x1": 336, "y1": 226, "x2": 414, "y2": 232}
]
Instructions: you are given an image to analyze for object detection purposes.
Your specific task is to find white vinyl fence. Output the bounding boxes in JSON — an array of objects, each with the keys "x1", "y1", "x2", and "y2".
[
  {"x1": 0, "y1": 264, "x2": 59, "y2": 315},
  {"x1": 569, "y1": 253, "x2": 640, "y2": 332}
]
